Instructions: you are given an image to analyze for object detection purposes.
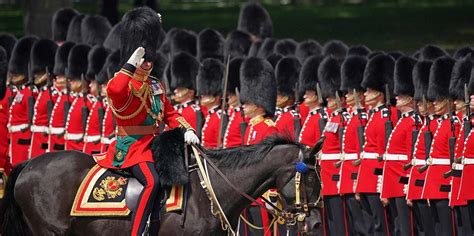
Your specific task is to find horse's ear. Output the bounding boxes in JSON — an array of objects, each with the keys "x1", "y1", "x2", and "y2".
[{"x1": 308, "y1": 136, "x2": 325, "y2": 161}]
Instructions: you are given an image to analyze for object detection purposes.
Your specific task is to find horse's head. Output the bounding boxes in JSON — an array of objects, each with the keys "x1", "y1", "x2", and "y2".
[{"x1": 274, "y1": 137, "x2": 325, "y2": 235}]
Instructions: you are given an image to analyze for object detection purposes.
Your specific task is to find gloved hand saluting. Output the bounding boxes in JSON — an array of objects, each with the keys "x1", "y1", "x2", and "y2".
[
  {"x1": 184, "y1": 129, "x2": 200, "y2": 145},
  {"x1": 127, "y1": 47, "x2": 145, "y2": 68}
]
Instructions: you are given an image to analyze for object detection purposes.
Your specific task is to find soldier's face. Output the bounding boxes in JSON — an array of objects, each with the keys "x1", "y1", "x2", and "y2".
[
  {"x1": 34, "y1": 73, "x2": 48, "y2": 86},
  {"x1": 55, "y1": 75, "x2": 66, "y2": 89},
  {"x1": 173, "y1": 88, "x2": 191, "y2": 103},
  {"x1": 70, "y1": 80, "x2": 83, "y2": 92},
  {"x1": 433, "y1": 99, "x2": 449, "y2": 115},
  {"x1": 326, "y1": 97, "x2": 338, "y2": 110},
  {"x1": 364, "y1": 88, "x2": 383, "y2": 107},
  {"x1": 454, "y1": 100, "x2": 465, "y2": 112},
  {"x1": 470, "y1": 95, "x2": 474, "y2": 110},
  {"x1": 227, "y1": 94, "x2": 238, "y2": 107},
  {"x1": 276, "y1": 95, "x2": 289, "y2": 108},
  {"x1": 243, "y1": 103, "x2": 259, "y2": 117},
  {"x1": 303, "y1": 90, "x2": 318, "y2": 106},
  {"x1": 200, "y1": 95, "x2": 219, "y2": 108},
  {"x1": 395, "y1": 95, "x2": 414, "y2": 111},
  {"x1": 89, "y1": 80, "x2": 98, "y2": 96}
]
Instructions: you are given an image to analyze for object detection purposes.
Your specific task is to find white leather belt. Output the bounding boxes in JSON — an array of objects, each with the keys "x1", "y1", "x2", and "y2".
[
  {"x1": 31, "y1": 125, "x2": 49, "y2": 133},
  {"x1": 84, "y1": 135, "x2": 101, "y2": 143},
  {"x1": 361, "y1": 152, "x2": 379, "y2": 159},
  {"x1": 462, "y1": 157, "x2": 474, "y2": 165},
  {"x1": 452, "y1": 163, "x2": 464, "y2": 170},
  {"x1": 49, "y1": 127, "x2": 65, "y2": 134},
  {"x1": 64, "y1": 133, "x2": 84, "y2": 141},
  {"x1": 411, "y1": 159, "x2": 426, "y2": 166},
  {"x1": 384, "y1": 154, "x2": 408, "y2": 161},
  {"x1": 9, "y1": 124, "x2": 29, "y2": 132},
  {"x1": 343, "y1": 153, "x2": 358, "y2": 160},
  {"x1": 427, "y1": 158, "x2": 450, "y2": 165},
  {"x1": 101, "y1": 137, "x2": 115, "y2": 144},
  {"x1": 320, "y1": 153, "x2": 342, "y2": 161}
]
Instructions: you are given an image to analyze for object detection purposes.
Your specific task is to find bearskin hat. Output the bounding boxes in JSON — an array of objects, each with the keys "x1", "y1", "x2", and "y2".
[
  {"x1": 394, "y1": 56, "x2": 416, "y2": 96},
  {"x1": 31, "y1": 39, "x2": 58, "y2": 75},
  {"x1": 53, "y1": 42, "x2": 75, "y2": 76},
  {"x1": 226, "y1": 57, "x2": 244, "y2": 94},
  {"x1": 248, "y1": 41, "x2": 261, "y2": 57},
  {"x1": 427, "y1": 56, "x2": 455, "y2": 101},
  {"x1": 66, "y1": 44, "x2": 91, "y2": 80},
  {"x1": 240, "y1": 57, "x2": 276, "y2": 116},
  {"x1": 81, "y1": 15, "x2": 112, "y2": 46},
  {"x1": 8, "y1": 35, "x2": 38, "y2": 76},
  {"x1": 275, "y1": 57, "x2": 301, "y2": 97},
  {"x1": 362, "y1": 54, "x2": 395, "y2": 93},
  {"x1": 97, "y1": 49, "x2": 120, "y2": 85},
  {"x1": 170, "y1": 29, "x2": 197, "y2": 57},
  {"x1": 0, "y1": 33, "x2": 17, "y2": 60},
  {"x1": 103, "y1": 22, "x2": 122, "y2": 52},
  {"x1": 412, "y1": 50, "x2": 421, "y2": 59},
  {"x1": 323, "y1": 40, "x2": 348, "y2": 60},
  {"x1": 341, "y1": 55, "x2": 367, "y2": 92},
  {"x1": 419, "y1": 45, "x2": 448, "y2": 61},
  {"x1": 318, "y1": 56, "x2": 342, "y2": 99},
  {"x1": 86, "y1": 45, "x2": 109, "y2": 81},
  {"x1": 198, "y1": 28, "x2": 225, "y2": 62},
  {"x1": 295, "y1": 40, "x2": 322, "y2": 64},
  {"x1": 159, "y1": 28, "x2": 179, "y2": 55},
  {"x1": 266, "y1": 53, "x2": 283, "y2": 69},
  {"x1": 52, "y1": 8, "x2": 79, "y2": 42},
  {"x1": 348, "y1": 45, "x2": 371, "y2": 57},
  {"x1": 368, "y1": 51, "x2": 384, "y2": 59},
  {"x1": 66, "y1": 14, "x2": 85, "y2": 43},
  {"x1": 224, "y1": 30, "x2": 252, "y2": 59},
  {"x1": 449, "y1": 54, "x2": 472, "y2": 101},
  {"x1": 453, "y1": 46, "x2": 474, "y2": 60},
  {"x1": 274, "y1": 39, "x2": 297, "y2": 57},
  {"x1": 170, "y1": 52, "x2": 199, "y2": 90},
  {"x1": 197, "y1": 58, "x2": 224, "y2": 97},
  {"x1": 0, "y1": 47, "x2": 7, "y2": 99},
  {"x1": 150, "y1": 52, "x2": 168, "y2": 81},
  {"x1": 388, "y1": 51, "x2": 404, "y2": 61},
  {"x1": 469, "y1": 62, "x2": 474, "y2": 94},
  {"x1": 299, "y1": 55, "x2": 324, "y2": 94},
  {"x1": 257, "y1": 38, "x2": 276, "y2": 59},
  {"x1": 413, "y1": 60, "x2": 433, "y2": 101},
  {"x1": 120, "y1": 7, "x2": 163, "y2": 66},
  {"x1": 237, "y1": 2, "x2": 273, "y2": 40}
]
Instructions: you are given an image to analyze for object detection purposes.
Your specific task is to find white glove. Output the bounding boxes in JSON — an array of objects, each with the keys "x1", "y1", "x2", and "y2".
[
  {"x1": 184, "y1": 130, "x2": 200, "y2": 144},
  {"x1": 127, "y1": 47, "x2": 145, "y2": 68}
]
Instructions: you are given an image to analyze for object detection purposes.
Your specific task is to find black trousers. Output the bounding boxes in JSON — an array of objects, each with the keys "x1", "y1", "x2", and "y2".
[
  {"x1": 413, "y1": 199, "x2": 436, "y2": 236},
  {"x1": 430, "y1": 199, "x2": 454, "y2": 236},
  {"x1": 388, "y1": 197, "x2": 412, "y2": 236},
  {"x1": 359, "y1": 193, "x2": 389, "y2": 236},
  {"x1": 345, "y1": 194, "x2": 371, "y2": 235},
  {"x1": 454, "y1": 205, "x2": 473, "y2": 236},
  {"x1": 324, "y1": 195, "x2": 348, "y2": 236}
]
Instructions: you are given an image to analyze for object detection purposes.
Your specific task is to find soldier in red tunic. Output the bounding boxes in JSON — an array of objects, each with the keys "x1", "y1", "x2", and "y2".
[
  {"x1": 223, "y1": 57, "x2": 245, "y2": 148},
  {"x1": 7, "y1": 36, "x2": 38, "y2": 167},
  {"x1": 355, "y1": 54, "x2": 396, "y2": 236},
  {"x1": 198, "y1": 58, "x2": 224, "y2": 149},
  {"x1": 94, "y1": 8, "x2": 199, "y2": 235},
  {"x1": 422, "y1": 56, "x2": 457, "y2": 236},
  {"x1": 64, "y1": 44, "x2": 91, "y2": 151},
  {"x1": 274, "y1": 56, "x2": 302, "y2": 141},
  {"x1": 28, "y1": 39, "x2": 58, "y2": 158},
  {"x1": 83, "y1": 45, "x2": 109, "y2": 155},
  {"x1": 48, "y1": 42, "x2": 76, "y2": 152}
]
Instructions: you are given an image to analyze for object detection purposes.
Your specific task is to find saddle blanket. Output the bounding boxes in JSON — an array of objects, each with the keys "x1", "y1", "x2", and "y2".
[{"x1": 71, "y1": 164, "x2": 185, "y2": 216}]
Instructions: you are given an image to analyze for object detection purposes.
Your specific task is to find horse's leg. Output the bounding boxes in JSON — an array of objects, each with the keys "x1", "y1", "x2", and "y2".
[{"x1": 14, "y1": 151, "x2": 95, "y2": 235}]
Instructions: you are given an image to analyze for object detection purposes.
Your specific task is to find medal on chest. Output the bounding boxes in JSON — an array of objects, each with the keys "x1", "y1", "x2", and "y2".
[{"x1": 324, "y1": 121, "x2": 339, "y2": 133}]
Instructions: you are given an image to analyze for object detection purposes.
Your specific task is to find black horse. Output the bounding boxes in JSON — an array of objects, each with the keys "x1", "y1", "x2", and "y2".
[{"x1": 0, "y1": 129, "x2": 323, "y2": 236}]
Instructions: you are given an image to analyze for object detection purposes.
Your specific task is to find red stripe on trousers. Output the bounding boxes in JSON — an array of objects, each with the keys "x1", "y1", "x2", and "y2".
[{"x1": 131, "y1": 162, "x2": 155, "y2": 236}]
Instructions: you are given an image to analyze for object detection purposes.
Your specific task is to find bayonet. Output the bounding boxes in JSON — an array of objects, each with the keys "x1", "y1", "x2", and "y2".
[
  {"x1": 293, "y1": 83, "x2": 302, "y2": 141},
  {"x1": 217, "y1": 55, "x2": 231, "y2": 149},
  {"x1": 316, "y1": 83, "x2": 324, "y2": 105},
  {"x1": 235, "y1": 87, "x2": 247, "y2": 144}
]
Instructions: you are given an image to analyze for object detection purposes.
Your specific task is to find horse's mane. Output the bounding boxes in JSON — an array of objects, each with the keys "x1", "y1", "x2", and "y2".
[{"x1": 206, "y1": 135, "x2": 304, "y2": 169}]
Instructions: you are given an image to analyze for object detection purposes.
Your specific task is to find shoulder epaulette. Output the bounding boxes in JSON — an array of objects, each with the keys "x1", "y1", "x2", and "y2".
[
  {"x1": 191, "y1": 104, "x2": 201, "y2": 111},
  {"x1": 381, "y1": 109, "x2": 390, "y2": 118},
  {"x1": 290, "y1": 110, "x2": 300, "y2": 118},
  {"x1": 264, "y1": 119, "x2": 276, "y2": 127},
  {"x1": 343, "y1": 112, "x2": 351, "y2": 120}
]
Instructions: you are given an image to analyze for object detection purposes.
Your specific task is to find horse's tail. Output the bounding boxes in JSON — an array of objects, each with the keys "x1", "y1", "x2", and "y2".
[{"x1": 0, "y1": 161, "x2": 32, "y2": 236}]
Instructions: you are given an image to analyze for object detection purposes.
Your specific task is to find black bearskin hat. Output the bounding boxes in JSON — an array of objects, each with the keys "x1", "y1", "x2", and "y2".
[
  {"x1": 348, "y1": 45, "x2": 371, "y2": 57},
  {"x1": 197, "y1": 58, "x2": 224, "y2": 97},
  {"x1": 0, "y1": 47, "x2": 7, "y2": 99},
  {"x1": 266, "y1": 53, "x2": 283, "y2": 69},
  {"x1": 0, "y1": 33, "x2": 17, "y2": 60},
  {"x1": 159, "y1": 28, "x2": 179, "y2": 55},
  {"x1": 257, "y1": 38, "x2": 276, "y2": 59},
  {"x1": 341, "y1": 55, "x2": 367, "y2": 92},
  {"x1": 237, "y1": 2, "x2": 273, "y2": 39},
  {"x1": 66, "y1": 14, "x2": 85, "y2": 43},
  {"x1": 8, "y1": 35, "x2": 38, "y2": 76},
  {"x1": 419, "y1": 45, "x2": 448, "y2": 61},
  {"x1": 427, "y1": 56, "x2": 455, "y2": 101},
  {"x1": 66, "y1": 44, "x2": 91, "y2": 80},
  {"x1": 394, "y1": 56, "x2": 416, "y2": 96},
  {"x1": 449, "y1": 54, "x2": 472, "y2": 101},
  {"x1": 299, "y1": 55, "x2": 324, "y2": 93},
  {"x1": 275, "y1": 56, "x2": 301, "y2": 97},
  {"x1": 170, "y1": 52, "x2": 199, "y2": 90},
  {"x1": 103, "y1": 22, "x2": 122, "y2": 52},
  {"x1": 31, "y1": 39, "x2": 58, "y2": 75},
  {"x1": 295, "y1": 40, "x2": 322, "y2": 64},
  {"x1": 323, "y1": 40, "x2": 348, "y2": 60},
  {"x1": 413, "y1": 60, "x2": 433, "y2": 102},
  {"x1": 54, "y1": 42, "x2": 75, "y2": 76},
  {"x1": 318, "y1": 56, "x2": 342, "y2": 99},
  {"x1": 240, "y1": 57, "x2": 276, "y2": 116},
  {"x1": 469, "y1": 62, "x2": 474, "y2": 95},
  {"x1": 226, "y1": 57, "x2": 244, "y2": 94},
  {"x1": 388, "y1": 51, "x2": 404, "y2": 61},
  {"x1": 453, "y1": 46, "x2": 474, "y2": 60},
  {"x1": 150, "y1": 52, "x2": 168, "y2": 81},
  {"x1": 120, "y1": 7, "x2": 163, "y2": 66},
  {"x1": 52, "y1": 8, "x2": 79, "y2": 42},
  {"x1": 81, "y1": 15, "x2": 112, "y2": 46},
  {"x1": 197, "y1": 28, "x2": 225, "y2": 62},
  {"x1": 170, "y1": 29, "x2": 197, "y2": 57},
  {"x1": 274, "y1": 39, "x2": 297, "y2": 57},
  {"x1": 224, "y1": 30, "x2": 252, "y2": 59},
  {"x1": 368, "y1": 51, "x2": 384, "y2": 59},
  {"x1": 86, "y1": 45, "x2": 109, "y2": 80},
  {"x1": 362, "y1": 54, "x2": 395, "y2": 93},
  {"x1": 97, "y1": 50, "x2": 120, "y2": 85},
  {"x1": 248, "y1": 41, "x2": 261, "y2": 57}
]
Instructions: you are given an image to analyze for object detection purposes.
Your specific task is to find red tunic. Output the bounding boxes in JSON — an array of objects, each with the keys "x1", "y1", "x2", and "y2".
[
  {"x1": 448, "y1": 117, "x2": 468, "y2": 206},
  {"x1": 100, "y1": 103, "x2": 115, "y2": 152},
  {"x1": 459, "y1": 127, "x2": 474, "y2": 200},
  {"x1": 174, "y1": 100, "x2": 207, "y2": 131},
  {"x1": 275, "y1": 106, "x2": 300, "y2": 141},
  {"x1": 422, "y1": 114, "x2": 460, "y2": 200},
  {"x1": 48, "y1": 91, "x2": 69, "y2": 152},
  {"x1": 299, "y1": 108, "x2": 328, "y2": 147},
  {"x1": 0, "y1": 89, "x2": 12, "y2": 174},
  {"x1": 201, "y1": 106, "x2": 222, "y2": 149},
  {"x1": 244, "y1": 115, "x2": 278, "y2": 145},
  {"x1": 223, "y1": 107, "x2": 244, "y2": 148},
  {"x1": 299, "y1": 103, "x2": 309, "y2": 122},
  {"x1": 380, "y1": 111, "x2": 420, "y2": 198},
  {"x1": 64, "y1": 93, "x2": 92, "y2": 151},
  {"x1": 95, "y1": 67, "x2": 189, "y2": 169},
  {"x1": 83, "y1": 96, "x2": 104, "y2": 155}
]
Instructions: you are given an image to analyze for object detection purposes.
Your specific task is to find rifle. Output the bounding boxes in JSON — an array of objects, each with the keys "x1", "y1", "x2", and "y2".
[
  {"x1": 463, "y1": 83, "x2": 471, "y2": 140},
  {"x1": 235, "y1": 88, "x2": 247, "y2": 144},
  {"x1": 334, "y1": 92, "x2": 345, "y2": 168},
  {"x1": 81, "y1": 74, "x2": 89, "y2": 134},
  {"x1": 403, "y1": 102, "x2": 421, "y2": 171},
  {"x1": 96, "y1": 75, "x2": 105, "y2": 141},
  {"x1": 64, "y1": 68, "x2": 71, "y2": 129},
  {"x1": 293, "y1": 83, "x2": 302, "y2": 141},
  {"x1": 443, "y1": 100, "x2": 458, "y2": 178},
  {"x1": 379, "y1": 84, "x2": 393, "y2": 162},
  {"x1": 27, "y1": 63, "x2": 35, "y2": 126},
  {"x1": 217, "y1": 55, "x2": 230, "y2": 149},
  {"x1": 353, "y1": 89, "x2": 366, "y2": 167},
  {"x1": 316, "y1": 83, "x2": 327, "y2": 136},
  {"x1": 46, "y1": 67, "x2": 54, "y2": 122},
  {"x1": 418, "y1": 96, "x2": 433, "y2": 173}
]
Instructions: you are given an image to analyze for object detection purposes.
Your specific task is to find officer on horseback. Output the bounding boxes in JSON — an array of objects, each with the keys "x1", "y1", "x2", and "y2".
[{"x1": 95, "y1": 7, "x2": 200, "y2": 236}]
